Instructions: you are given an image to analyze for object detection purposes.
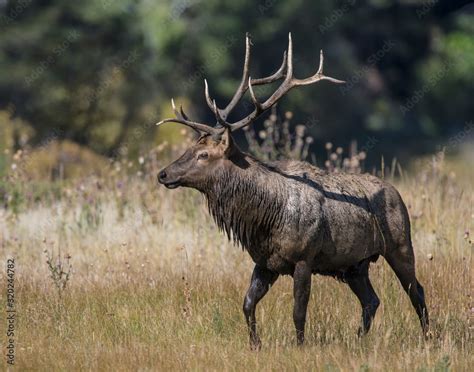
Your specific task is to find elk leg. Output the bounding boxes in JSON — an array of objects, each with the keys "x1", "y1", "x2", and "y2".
[
  {"x1": 243, "y1": 265, "x2": 278, "y2": 350},
  {"x1": 345, "y1": 262, "x2": 380, "y2": 336},
  {"x1": 384, "y1": 246, "x2": 429, "y2": 335},
  {"x1": 293, "y1": 261, "x2": 312, "y2": 345}
]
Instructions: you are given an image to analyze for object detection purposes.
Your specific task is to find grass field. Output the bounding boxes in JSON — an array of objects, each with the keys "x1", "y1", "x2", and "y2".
[{"x1": 0, "y1": 145, "x2": 472, "y2": 371}]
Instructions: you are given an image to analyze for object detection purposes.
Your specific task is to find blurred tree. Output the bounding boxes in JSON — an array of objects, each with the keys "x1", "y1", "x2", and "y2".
[
  {"x1": 0, "y1": 0, "x2": 472, "y2": 160},
  {"x1": 0, "y1": 0, "x2": 164, "y2": 155}
]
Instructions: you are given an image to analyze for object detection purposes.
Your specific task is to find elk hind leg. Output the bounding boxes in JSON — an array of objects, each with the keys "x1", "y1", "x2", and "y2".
[
  {"x1": 384, "y1": 245, "x2": 429, "y2": 335},
  {"x1": 345, "y1": 259, "x2": 380, "y2": 336}
]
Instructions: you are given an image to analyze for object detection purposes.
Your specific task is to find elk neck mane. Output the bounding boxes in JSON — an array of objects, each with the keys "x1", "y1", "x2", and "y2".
[{"x1": 202, "y1": 155, "x2": 289, "y2": 251}]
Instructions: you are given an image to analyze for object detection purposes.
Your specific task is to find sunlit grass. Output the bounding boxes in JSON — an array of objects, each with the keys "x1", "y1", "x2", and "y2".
[{"x1": 0, "y1": 148, "x2": 472, "y2": 370}]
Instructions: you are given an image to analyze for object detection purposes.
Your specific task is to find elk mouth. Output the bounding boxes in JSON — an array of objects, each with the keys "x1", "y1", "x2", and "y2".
[
  {"x1": 158, "y1": 169, "x2": 182, "y2": 189},
  {"x1": 163, "y1": 180, "x2": 181, "y2": 189}
]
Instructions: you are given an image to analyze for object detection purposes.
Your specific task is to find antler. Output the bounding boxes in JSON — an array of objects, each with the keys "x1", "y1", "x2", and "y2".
[
  {"x1": 221, "y1": 33, "x2": 345, "y2": 132},
  {"x1": 157, "y1": 33, "x2": 344, "y2": 135}
]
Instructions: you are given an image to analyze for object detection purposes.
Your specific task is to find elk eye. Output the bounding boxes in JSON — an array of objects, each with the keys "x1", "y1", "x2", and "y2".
[{"x1": 197, "y1": 152, "x2": 209, "y2": 160}]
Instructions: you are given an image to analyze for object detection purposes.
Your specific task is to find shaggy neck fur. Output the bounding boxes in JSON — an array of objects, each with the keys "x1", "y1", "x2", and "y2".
[{"x1": 202, "y1": 155, "x2": 288, "y2": 252}]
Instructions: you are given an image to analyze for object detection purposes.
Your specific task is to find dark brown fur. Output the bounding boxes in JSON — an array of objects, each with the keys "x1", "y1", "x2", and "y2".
[
  {"x1": 158, "y1": 132, "x2": 429, "y2": 347},
  {"x1": 157, "y1": 33, "x2": 428, "y2": 347}
]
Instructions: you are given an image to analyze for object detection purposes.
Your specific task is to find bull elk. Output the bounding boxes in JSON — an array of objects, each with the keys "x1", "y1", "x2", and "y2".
[{"x1": 157, "y1": 33, "x2": 429, "y2": 348}]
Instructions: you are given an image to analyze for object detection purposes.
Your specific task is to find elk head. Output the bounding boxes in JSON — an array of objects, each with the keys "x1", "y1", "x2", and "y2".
[{"x1": 157, "y1": 33, "x2": 344, "y2": 190}]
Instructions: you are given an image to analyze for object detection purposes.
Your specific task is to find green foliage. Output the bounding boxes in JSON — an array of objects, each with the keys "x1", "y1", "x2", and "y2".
[{"x1": 0, "y1": 0, "x2": 472, "y2": 159}]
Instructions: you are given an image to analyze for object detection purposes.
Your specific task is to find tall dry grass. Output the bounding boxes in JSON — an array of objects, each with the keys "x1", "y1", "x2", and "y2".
[{"x1": 0, "y1": 138, "x2": 472, "y2": 371}]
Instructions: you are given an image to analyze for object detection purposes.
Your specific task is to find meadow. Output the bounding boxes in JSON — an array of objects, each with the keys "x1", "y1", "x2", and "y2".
[{"x1": 0, "y1": 136, "x2": 472, "y2": 371}]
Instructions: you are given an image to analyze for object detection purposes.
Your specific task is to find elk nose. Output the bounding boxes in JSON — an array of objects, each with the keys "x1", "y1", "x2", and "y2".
[{"x1": 158, "y1": 170, "x2": 167, "y2": 182}]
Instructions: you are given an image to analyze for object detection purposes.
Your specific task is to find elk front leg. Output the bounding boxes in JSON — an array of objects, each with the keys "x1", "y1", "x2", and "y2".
[
  {"x1": 243, "y1": 265, "x2": 278, "y2": 350},
  {"x1": 293, "y1": 261, "x2": 312, "y2": 345}
]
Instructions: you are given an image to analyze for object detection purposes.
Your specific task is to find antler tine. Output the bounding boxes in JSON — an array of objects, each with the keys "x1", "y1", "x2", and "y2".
[
  {"x1": 248, "y1": 77, "x2": 263, "y2": 112},
  {"x1": 179, "y1": 105, "x2": 189, "y2": 120},
  {"x1": 212, "y1": 99, "x2": 229, "y2": 128},
  {"x1": 285, "y1": 32, "x2": 293, "y2": 83},
  {"x1": 248, "y1": 50, "x2": 287, "y2": 85},
  {"x1": 171, "y1": 98, "x2": 180, "y2": 117},
  {"x1": 291, "y1": 49, "x2": 345, "y2": 86},
  {"x1": 217, "y1": 33, "x2": 252, "y2": 120},
  {"x1": 156, "y1": 99, "x2": 219, "y2": 135},
  {"x1": 317, "y1": 49, "x2": 324, "y2": 75},
  {"x1": 204, "y1": 79, "x2": 215, "y2": 114}
]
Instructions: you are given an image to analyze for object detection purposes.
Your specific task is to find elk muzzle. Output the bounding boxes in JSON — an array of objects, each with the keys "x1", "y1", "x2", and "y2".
[{"x1": 157, "y1": 168, "x2": 181, "y2": 189}]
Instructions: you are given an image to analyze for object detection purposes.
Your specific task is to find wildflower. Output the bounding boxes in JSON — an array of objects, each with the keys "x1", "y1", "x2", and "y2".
[
  {"x1": 13, "y1": 150, "x2": 22, "y2": 161},
  {"x1": 138, "y1": 156, "x2": 145, "y2": 165},
  {"x1": 325, "y1": 142, "x2": 333, "y2": 150},
  {"x1": 350, "y1": 157, "x2": 360, "y2": 168}
]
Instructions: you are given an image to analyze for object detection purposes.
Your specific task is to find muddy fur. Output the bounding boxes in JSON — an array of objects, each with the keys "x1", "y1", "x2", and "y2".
[
  {"x1": 158, "y1": 132, "x2": 429, "y2": 343},
  {"x1": 203, "y1": 153, "x2": 405, "y2": 277}
]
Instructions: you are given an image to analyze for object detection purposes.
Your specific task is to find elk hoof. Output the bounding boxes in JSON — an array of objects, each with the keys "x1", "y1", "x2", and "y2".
[
  {"x1": 357, "y1": 327, "x2": 368, "y2": 338},
  {"x1": 249, "y1": 337, "x2": 262, "y2": 351}
]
